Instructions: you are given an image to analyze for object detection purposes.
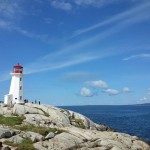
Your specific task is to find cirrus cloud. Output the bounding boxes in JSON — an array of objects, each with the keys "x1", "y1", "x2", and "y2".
[
  {"x1": 0, "y1": 0, "x2": 24, "y2": 20},
  {"x1": 74, "y1": 0, "x2": 120, "y2": 7},
  {"x1": 123, "y1": 54, "x2": 150, "y2": 61},
  {"x1": 50, "y1": 0, "x2": 72, "y2": 11}
]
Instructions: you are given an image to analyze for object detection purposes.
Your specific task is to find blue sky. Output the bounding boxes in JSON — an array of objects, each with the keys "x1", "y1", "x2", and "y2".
[{"x1": 0, "y1": 0, "x2": 150, "y2": 106}]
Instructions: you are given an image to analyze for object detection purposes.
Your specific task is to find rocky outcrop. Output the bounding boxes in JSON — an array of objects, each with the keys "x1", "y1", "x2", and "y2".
[
  {"x1": 0, "y1": 103, "x2": 149, "y2": 150},
  {"x1": 11, "y1": 103, "x2": 112, "y2": 131},
  {"x1": 34, "y1": 127, "x2": 150, "y2": 150}
]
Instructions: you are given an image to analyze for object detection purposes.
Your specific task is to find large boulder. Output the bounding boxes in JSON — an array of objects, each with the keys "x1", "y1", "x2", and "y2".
[
  {"x1": 0, "y1": 127, "x2": 14, "y2": 139},
  {"x1": 34, "y1": 132, "x2": 83, "y2": 150},
  {"x1": 26, "y1": 104, "x2": 71, "y2": 126},
  {"x1": 8, "y1": 135, "x2": 24, "y2": 143},
  {"x1": 45, "y1": 132, "x2": 55, "y2": 140},
  {"x1": 13, "y1": 104, "x2": 44, "y2": 115},
  {"x1": 22, "y1": 131, "x2": 44, "y2": 142}
]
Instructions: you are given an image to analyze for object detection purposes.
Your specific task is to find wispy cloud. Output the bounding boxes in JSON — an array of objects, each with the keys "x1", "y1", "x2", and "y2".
[
  {"x1": 1, "y1": 1, "x2": 150, "y2": 79},
  {"x1": 0, "y1": 20, "x2": 50, "y2": 42},
  {"x1": 49, "y1": 0, "x2": 143, "y2": 11},
  {"x1": 0, "y1": 0, "x2": 21, "y2": 29},
  {"x1": 0, "y1": 51, "x2": 100, "y2": 82},
  {"x1": 50, "y1": 0, "x2": 72, "y2": 11},
  {"x1": 72, "y1": 1, "x2": 150, "y2": 37},
  {"x1": 0, "y1": 19, "x2": 12, "y2": 29},
  {"x1": 24, "y1": 53, "x2": 99, "y2": 74},
  {"x1": 0, "y1": 0, "x2": 24, "y2": 20},
  {"x1": 50, "y1": 0, "x2": 111, "y2": 11},
  {"x1": 0, "y1": 1, "x2": 52, "y2": 43},
  {"x1": 0, "y1": 44, "x2": 120, "y2": 81},
  {"x1": 74, "y1": 0, "x2": 117, "y2": 7},
  {"x1": 63, "y1": 71, "x2": 97, "y2": 81},
  {"x1": 23, "y1": 39, "x2": 118, "y2": 75},
  {"x1": 60, "y1": 1, "x2": 150, "y2": 57},
  {"x1": 1, "y1": 0, "x2": 150, "y2": 47},
  {"x1": 33, "y1": 45, "x2": 148, "y2": 80},
  {"x1": 15, "y1": 26, "x2": 51, "y2": 42},
  {"x1": 123, "y1": 54, "x2": 150, "y2": 61}
]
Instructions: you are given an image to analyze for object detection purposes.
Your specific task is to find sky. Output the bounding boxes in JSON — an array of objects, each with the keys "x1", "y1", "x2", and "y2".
[{"x1": 0, "y1": 0, "x2": 150, "y2": 106}]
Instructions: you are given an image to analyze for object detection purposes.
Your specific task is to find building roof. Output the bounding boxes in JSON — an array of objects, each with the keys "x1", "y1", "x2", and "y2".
[{"x1": 13, "y1": 63, "x2": 23, "y2": 69}]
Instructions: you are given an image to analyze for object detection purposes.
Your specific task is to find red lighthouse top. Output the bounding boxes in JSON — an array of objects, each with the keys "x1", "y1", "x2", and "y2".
[{"x1": 13, "y1": 63, "x2": 23, "y2": 73}]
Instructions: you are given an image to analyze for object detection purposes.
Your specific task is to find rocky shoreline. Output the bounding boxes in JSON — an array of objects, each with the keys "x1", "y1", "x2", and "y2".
[{"x1": 0, "y1": 103, "x2": 150, "y2": 150}]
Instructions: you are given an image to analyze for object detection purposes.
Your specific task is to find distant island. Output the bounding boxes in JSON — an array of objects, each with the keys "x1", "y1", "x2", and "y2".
[{"x1": 135, "y1": 103, "x2": 150, "y2": 106}]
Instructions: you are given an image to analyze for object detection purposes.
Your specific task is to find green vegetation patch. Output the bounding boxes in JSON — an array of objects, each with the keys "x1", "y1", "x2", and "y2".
[
  {"x1": 16, "y1": 124, "x2": 65, "y2": 136},
  {"x1": 60, "y1": 109, "x2": 70, "y2": 115},
  {"x1": 34, "y1": 107, "x2": 49, "y2": 117},
  {"x1": 0, "y1": 115, "x2": 25, "y2": 126},
  {"x1": 4, "y1": 138, "x2": 36, "y2": 150},
  {"x1": 71, "y1": 118, "x2": 85, "y2": 129}
]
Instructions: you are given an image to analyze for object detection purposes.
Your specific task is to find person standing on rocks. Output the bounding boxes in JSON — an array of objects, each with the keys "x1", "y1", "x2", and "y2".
[
  {"x1": 38, "y1": 100, "x2": 40, "y2": 105},
  {"x1": 35, "y1": 99, "x2": 37, "y2": 104}
]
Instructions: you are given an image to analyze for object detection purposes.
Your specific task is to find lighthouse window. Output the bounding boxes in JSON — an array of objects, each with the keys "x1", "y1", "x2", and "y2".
[
  {"x1": 20, "y1": 86, "x2": 22, "y2": 90},
  {"x1": 20, "y1": 96, "x2": 22, "y2": 100},
  {"x1": 20, "y1": 78, "x2": 22, "y2": 81}
]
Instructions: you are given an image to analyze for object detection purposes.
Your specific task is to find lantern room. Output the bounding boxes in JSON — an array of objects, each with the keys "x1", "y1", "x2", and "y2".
[{"x1": 13, "y1": 63, "x2": 23, "y2": 74}]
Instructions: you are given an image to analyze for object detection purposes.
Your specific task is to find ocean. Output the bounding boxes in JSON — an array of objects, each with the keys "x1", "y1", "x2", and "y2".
[{"x1": 60, "y1": 105, "x2": 150, "y2": 143}]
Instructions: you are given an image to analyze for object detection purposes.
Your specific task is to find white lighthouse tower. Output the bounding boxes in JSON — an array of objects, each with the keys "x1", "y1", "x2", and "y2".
[{"x1": 4, "y1": 63, "x2": 24, "y2": 104}]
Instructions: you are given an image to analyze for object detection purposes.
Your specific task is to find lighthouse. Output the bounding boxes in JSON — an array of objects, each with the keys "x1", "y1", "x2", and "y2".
[{"x1": 4, "y1": 63, "x2": 24, "y2": 104}]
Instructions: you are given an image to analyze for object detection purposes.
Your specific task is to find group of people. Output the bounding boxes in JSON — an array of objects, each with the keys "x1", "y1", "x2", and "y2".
[
  {"x1": 24, "y1": 99, "x2": 41, "y2": 105},
  {"x1": 32, "y1": 99, "x2": 41, "y2": 105},
  {"x1": 0, "y1": 142, "x2": 11, "y2": 150}
]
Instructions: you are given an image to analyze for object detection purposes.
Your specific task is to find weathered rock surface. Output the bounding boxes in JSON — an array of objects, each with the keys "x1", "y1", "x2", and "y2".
[
  {"x1": 0, "y1": 103, "x2": 150, "y2": 150},
  {"x1": 22, "y1": 131, "x2": 45, "y2": 142},
  {"x1": 8, "y1": 135, "x2": 24, "y2": 143},
  {"x1": 34, "y1": 127, "x2": 150, "y2": 150},
  {"x1": 45, "y1": 132, "x2": 55, "y2": 140}
]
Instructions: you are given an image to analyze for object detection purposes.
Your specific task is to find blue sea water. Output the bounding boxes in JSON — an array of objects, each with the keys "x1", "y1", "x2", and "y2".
[{"x1": 60, "y1": 105, "x2": 150, "y2": 143}]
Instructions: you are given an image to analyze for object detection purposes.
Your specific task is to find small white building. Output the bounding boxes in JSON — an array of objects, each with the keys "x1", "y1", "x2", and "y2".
[{"x1": 4, "y1": 63, "x2": 24, "y2": 104}]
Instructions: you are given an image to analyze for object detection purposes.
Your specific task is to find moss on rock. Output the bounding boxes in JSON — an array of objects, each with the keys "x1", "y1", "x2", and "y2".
[{"x1": 0, "y1": 115, "x2": 25, "y2": 126}]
